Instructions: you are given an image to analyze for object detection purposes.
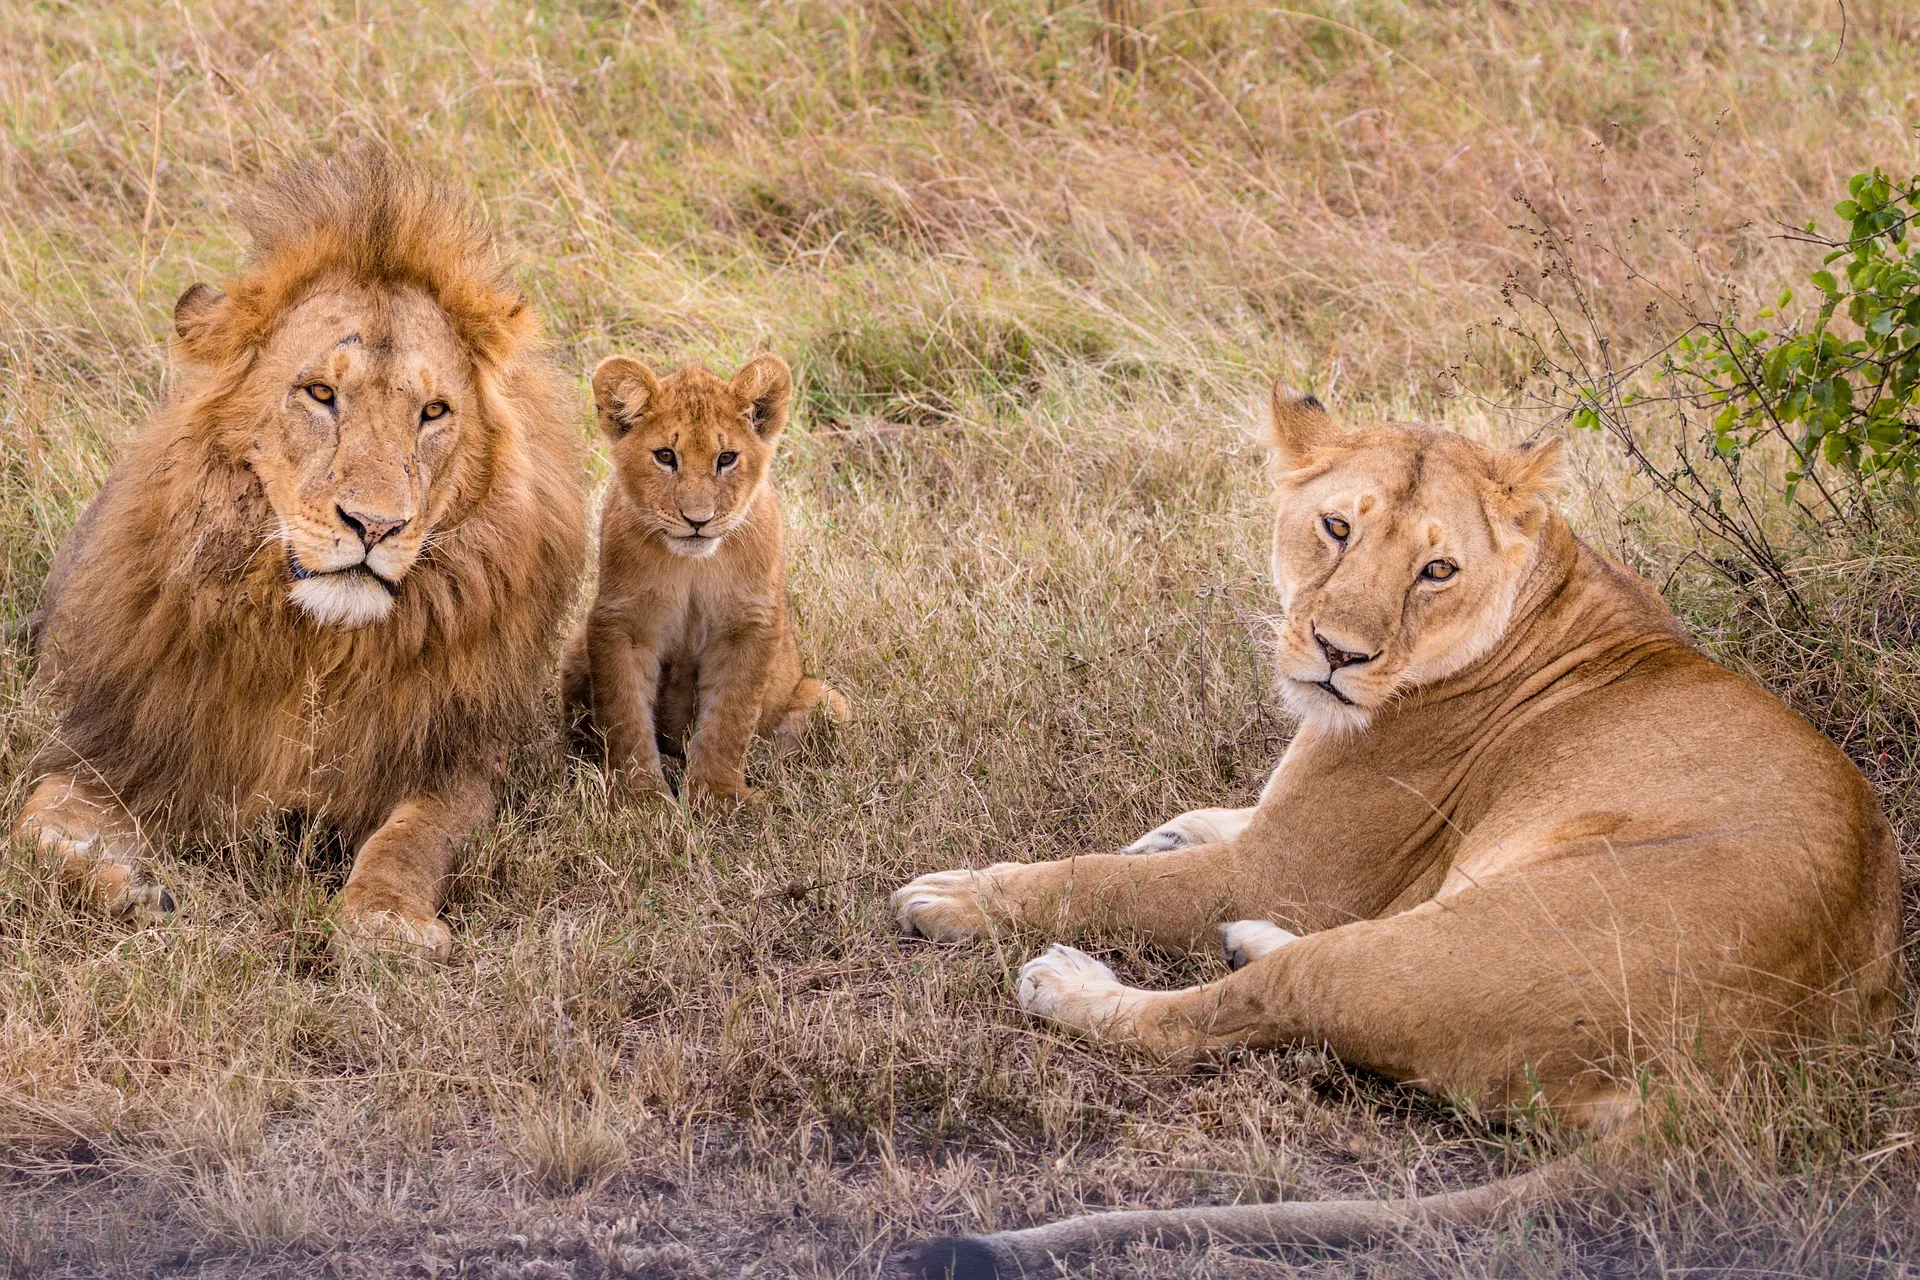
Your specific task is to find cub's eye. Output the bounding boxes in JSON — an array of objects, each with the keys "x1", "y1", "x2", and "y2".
[
  {"x1": 653, "y1": 448, "x2": 677, "y2": 469},
  {"x1": 306, "y1": 384, "x2": 335, "y2": 405},
  {"x1": 715, "y1": 451, "x2": 738, "y2": 470},
  {"x1": 1322, "y1": 514, "x2": 1351, "y2": 541},
  {"x1": 421, "y1": 400, "x2": 449, "y2": 423},
  {"x1": 1422, "y1": 560, "x2": 1458, "y2": 582}
]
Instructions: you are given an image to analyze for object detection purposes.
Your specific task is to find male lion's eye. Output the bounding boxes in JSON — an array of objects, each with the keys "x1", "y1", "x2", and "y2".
[
  {"x1": 1322, "y1": 514, "x2": 1351, "y2": 541},
  {"x1": 654, "y1": 448, "x2": 677, "y2": 469},
  {"x1": 1423, "y1": 560, "x2": 1458, "y2": 582},
  {"x1": 715, "y1": 451, "x2": 738, "y2": 470},
  {"x1": 421, "y1": 400, "x2": 449, "y2": 423},
  {"x1": 307, "y1": 384, "x2": 335, "y2": 405}
]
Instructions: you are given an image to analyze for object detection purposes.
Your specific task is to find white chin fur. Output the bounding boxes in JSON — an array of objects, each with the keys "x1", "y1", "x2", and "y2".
[
  {"x1": 290, "y1": 574, "x2": 395, "y2": 628},
  {"x1": 1280, "y1": 678, "x2": 1374, "y2": 736},
  {"x1": 667, "y1": 536, "x2": 720, "y2": 558}
]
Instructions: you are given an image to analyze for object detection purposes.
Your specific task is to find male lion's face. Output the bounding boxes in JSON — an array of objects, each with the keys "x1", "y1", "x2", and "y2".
[
  {"x1": 591, "y1": 355, "x2": 792, "y2": 558},
  {"x1": 226, "y1": 283, "x2": 478, "y2": 627},
  {"x1": 1263, "y1": 390, "x2": 1564, "y2": 733}
]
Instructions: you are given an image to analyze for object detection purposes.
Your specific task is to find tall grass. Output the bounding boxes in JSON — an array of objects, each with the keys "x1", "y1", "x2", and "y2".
[{"x1": 1, "y1": 2, "x2": 1915, "y2": 1275}]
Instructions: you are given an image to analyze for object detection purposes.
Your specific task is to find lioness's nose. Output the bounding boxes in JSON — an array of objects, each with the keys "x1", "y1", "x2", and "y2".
[
  {"x1": 1314, "y1": 629, "x2": 1377, "y2": 671},
  {"x1": 337, "y1": 506, "x2": 410, "y2": 549}
]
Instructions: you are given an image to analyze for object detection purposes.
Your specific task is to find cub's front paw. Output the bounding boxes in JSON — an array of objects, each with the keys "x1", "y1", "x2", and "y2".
[
  {"x1": 683, "y1": 774, "x2": 764, "y2": 808},
  {"x1": 609, "y1": 768, "x2": 673, "y2": 809},
  {"x1": 1017, "y1": 943, "x2": 1142, "y2": 1037},
  {"x1": 334, "y1": 893, "x2": 451, "y2": 961},
  {"x1": 892, "y1": 866, "x2": 1016, "y2": 943}
]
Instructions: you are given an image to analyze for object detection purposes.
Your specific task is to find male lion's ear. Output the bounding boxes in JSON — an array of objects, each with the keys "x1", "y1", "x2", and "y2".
[
  {"x1": 731, "y1": 353, "x2": 793, "y2": 442},
  {"x1": 591, "y1": 356, "x2": 659, "y2": 440},
  {"x1": 1269, "y1": 382, "x2": 1334, "y2": 469},
  {"x1": 172, "y1": 283, "x2": 231, "y2": 364}
]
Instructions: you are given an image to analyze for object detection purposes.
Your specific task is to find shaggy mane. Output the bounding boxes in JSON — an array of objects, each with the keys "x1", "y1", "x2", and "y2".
[{"x1": 178, "y1": 150, "x2": 533, "y2": 368}]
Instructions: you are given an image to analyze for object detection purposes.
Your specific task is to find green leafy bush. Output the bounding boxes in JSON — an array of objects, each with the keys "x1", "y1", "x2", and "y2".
[{"x1": 1658, "y1": 168, "x2": 1920, "y2": 499}]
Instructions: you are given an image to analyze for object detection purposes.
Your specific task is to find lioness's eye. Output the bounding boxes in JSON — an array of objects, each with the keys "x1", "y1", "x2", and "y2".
[
  {"x1": 421, "y1": 400, "x2": 449, "y2": 423},
  {"x1": 716, "y1": 451, "x2": 738, "y2": 470},
  {"x1": 653, "y1": 448, "x2": 677, "y2": 469},
  {"x1": 307, "y1": 384, "x2": 335, "y2": 404},
  {"x1": 1322, "y1": 514, "x2": 1351, "y2": 541},
  {"x1": 1422, "y1": 560, "x2": 1458, "y2": 582}
]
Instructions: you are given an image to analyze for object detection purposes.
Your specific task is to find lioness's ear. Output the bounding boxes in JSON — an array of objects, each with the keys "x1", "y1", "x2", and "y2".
[
  {"x1": 172, "y1": 283, "x2": 230, "y2": 364},
  {"x1": 1488, "y1": 437, "x2": 1567, "y2": 533},
  {"x1": 591, "y1": 356, "x2": 659, "y2": 440},
  {"x1": 731, "y1": 353, "x2": 792, "y2": 442},
  {"x1": 1269, "y1": 382, "x2": 1334, "y2": 469}
]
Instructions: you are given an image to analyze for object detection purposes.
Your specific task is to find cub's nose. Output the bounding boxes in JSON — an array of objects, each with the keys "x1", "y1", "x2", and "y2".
[
  {"x1": 681, "y1": 512, "x2": 713, "y2": 532},
  {"x1": 337, "y1": 506, "x2": 410, "y2": 549},
  {"x1": 1314, "y1": 629, "x2": 1378, "y2": 671}
]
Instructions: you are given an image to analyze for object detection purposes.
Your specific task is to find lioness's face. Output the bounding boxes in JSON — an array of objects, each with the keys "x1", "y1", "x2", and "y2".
[
  {"x1": 236, "y1": 283, "x2": 477, "y2": 627},
  {"x1": 1264, "y1": 393, "x2": 1562, "y2": 731},
  {"x1": 591, "y1": 355, "x2": 792, "y2": 558}
]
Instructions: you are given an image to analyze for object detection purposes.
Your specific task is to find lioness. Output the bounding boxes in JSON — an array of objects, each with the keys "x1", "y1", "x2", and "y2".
[
  {"x1": 561, "y1": 355, "x2": 847, "y2": 805},
  {"x1": 891, "y1": 388, "x2": 1902, "y2": 1276},
  {"x1": 13, "y1": 154, "x2": 587, "y2": 956}
]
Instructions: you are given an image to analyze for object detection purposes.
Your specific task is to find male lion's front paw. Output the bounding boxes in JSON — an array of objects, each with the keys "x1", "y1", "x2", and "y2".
[
  {"x1": 1016, "y1": 943, "x2": 1143, "y2": 1037},
  {"x1": 75, "y1": 858, "x2": 177, "y2": 924},
  {"x1": 892, "y1": 866, "x2": 1012, "y2": 943},
  {"x1": 333, "y1": 900, "x2": 452, "y2": 961},
  {"x1": 1219, "y1": 919, "x2": 1299, "y2": 969}
]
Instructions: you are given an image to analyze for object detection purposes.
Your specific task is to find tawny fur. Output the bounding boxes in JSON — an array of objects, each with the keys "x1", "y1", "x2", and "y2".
[
  {"x1": 890, "y1": 386, "x2": 1903, "y2": 1276},
  {"x1": 14, "y1": 152, "x2": 587, "y2": 954},
  {"x1": 562, "y1": 354, "x2": 846, "y2": 805}
]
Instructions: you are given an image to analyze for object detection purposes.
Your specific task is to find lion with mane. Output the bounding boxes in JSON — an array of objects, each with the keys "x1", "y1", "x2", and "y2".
[{"x1": 13, "y1": 152, "x2": 586, "y2": 955}]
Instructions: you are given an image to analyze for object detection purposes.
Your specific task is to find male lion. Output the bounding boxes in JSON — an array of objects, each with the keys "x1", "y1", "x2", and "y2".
[
  {"x1": 890, "y1": 388, "x2": 1902, "y2": 1276},
  {"x1": 13, "y1": 154, "x2": 587, "y2": 956},
  {"x1": 561, "y1": 354, "x2": 848, "y2": 805}
]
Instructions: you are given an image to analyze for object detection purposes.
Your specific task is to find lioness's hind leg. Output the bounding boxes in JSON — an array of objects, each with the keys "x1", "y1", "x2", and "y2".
[
  {"x1": 14, "y1": 772, "x2": 173, "y2": 921},
  {"x1": 1220, "y1": 919, "x2": 1299, "y2": 969},
  {"x1": 765, "y1": 675, "x2": 849, "y2": 755},
  {"x1": 1125, "y1": 806, "x2": 1255, "y2": 854}
]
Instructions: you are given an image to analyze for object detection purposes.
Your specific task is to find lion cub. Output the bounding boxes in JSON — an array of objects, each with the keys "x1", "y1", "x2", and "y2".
[{"x1": 564, "y1": 353, "x2": 846, "y2": 804}]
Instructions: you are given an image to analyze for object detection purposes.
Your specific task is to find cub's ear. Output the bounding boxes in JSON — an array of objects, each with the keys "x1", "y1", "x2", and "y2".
[
  {"x1": 171, "y1": 283, "x2": 230, "y2": 364},
  {"x1": 1488, "y1": 436, "x2": 1568, "y2": 533},
  {"x1": 730, "y1": 353, "x2": 793, "y2": 442},
  {"x1": 1269, "y1": 382, "x2": 1335, "y2": 470},
  {"x1": 591, "y1": 356, "x2": 660, "y2": 440}
]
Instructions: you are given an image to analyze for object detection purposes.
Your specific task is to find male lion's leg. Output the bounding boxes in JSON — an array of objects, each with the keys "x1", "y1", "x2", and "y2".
[
  {"x1": 335, "y1": 774, "x2": 495, "y2": 959},
  {"x1": 13, "y1": 772, "x2": 173, "y2": 920},
  {"x1": 893, "y1": 842, "x2": 1252, "y2": 949},
  {"x1": 1123, "y1": 806, "x2": 1256, "y2": 854}
]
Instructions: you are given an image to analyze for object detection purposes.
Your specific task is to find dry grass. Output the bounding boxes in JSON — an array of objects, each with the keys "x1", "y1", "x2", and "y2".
[{"x1": 1, "y1": 1, "x2": 1916, "y2": 1275}]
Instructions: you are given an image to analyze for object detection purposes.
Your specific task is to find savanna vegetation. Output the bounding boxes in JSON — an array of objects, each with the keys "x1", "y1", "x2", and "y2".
[{"x1": 1, "y1": 1, "x2": 1916, "y2": 1276}]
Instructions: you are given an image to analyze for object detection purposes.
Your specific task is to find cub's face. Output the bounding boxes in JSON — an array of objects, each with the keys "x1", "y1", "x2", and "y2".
[
  {"x1": 591, "y1": 354, "x2": 791, "y2": 558},
  {"x1": 184, "y1": 281, "x2": 481, "y2": 628},
  {"x1": 1263, "y1": 390, "x2": 1564, "y2": 733}
]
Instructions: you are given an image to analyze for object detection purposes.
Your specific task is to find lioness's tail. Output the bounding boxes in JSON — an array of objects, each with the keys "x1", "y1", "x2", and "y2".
[{"x1": 891, "y1": 1147, "x2": 1615, "y2": 1279}]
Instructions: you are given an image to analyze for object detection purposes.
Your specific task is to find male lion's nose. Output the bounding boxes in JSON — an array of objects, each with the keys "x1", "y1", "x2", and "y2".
[
  {"x1": 337, "y1": 506, "x2": 410, "y2": 549},
  {"x1": 1314, "y1": 629, "x2": 1378, "y2": 671}
]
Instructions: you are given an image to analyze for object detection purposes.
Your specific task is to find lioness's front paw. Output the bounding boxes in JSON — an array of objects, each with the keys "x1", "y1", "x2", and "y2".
[
  {"x1": 892, "y1": 867, "x2": 1007, "y2": 943},
  {"x1": 1219, "y1": 919, "x2": 1298, "y2": 969},
  {"x1": 1017, "y1": 943, "x2": 1143, "y2": 1036},
  {"x1": 333, "y1": 903, "x2": 451, "y2": 961}
]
